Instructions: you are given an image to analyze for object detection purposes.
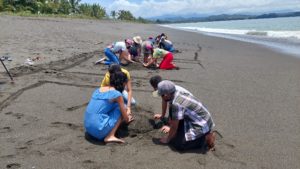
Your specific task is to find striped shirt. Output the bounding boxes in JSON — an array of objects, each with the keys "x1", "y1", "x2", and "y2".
[{"x1": 170, "y1": 91, "x2": 215, "y2": 141}]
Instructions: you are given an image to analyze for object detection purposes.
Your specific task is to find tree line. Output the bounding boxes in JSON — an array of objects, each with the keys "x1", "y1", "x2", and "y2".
[{"x1": 0, "y1": 0, "x2": 149, "y2": 22}]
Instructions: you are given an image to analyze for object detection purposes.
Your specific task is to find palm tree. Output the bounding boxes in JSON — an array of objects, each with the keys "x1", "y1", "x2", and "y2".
[
  {"x1": 0, "y1": 0, "x2": 4, "y2": 11},
  {"x1": 117, "y1": 10, "x2": 135, "y2": 21},
  {"x1": 91, "y1": 4, "x2": 105, "y2": 19},
  {"x1": 69, "y1": 0, "x2": 80, "y2": 14}
]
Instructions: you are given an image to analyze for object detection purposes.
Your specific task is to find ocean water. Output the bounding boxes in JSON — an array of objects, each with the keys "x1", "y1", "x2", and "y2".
[{"x1": 162, "y1": 16, "x2": 300, "y2": 58}]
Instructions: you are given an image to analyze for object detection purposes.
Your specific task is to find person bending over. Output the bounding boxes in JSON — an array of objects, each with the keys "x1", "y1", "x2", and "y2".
[
  {"x1": 149, "y1": 75, "x2": 192, "y2": 133},
  {"x1": 96, "y1": 39, "x2": 135, "y2": 65},
  {"x1": 158, "y1": 36, "x2": 175, "y2": 52},
  {"x1": 142, "y1": 38, "x2": 154, "y2": 63},
  {"x1": 84, "y1": 72, "x2": 134, "y2": 143},
  {"x1": 132, "y1": 36, "x2": 143, "y2": 61},
  {"x1": 143, "y1": 48, "x2": 178, "y2": 70},
  {"x1": 156, "y1": 80, "x2": 215, "y2": 151}
]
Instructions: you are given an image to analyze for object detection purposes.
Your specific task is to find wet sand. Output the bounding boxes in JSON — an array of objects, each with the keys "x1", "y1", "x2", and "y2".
[{"x1": 0, "y1": 15, "x2": 300, "y2": 169}]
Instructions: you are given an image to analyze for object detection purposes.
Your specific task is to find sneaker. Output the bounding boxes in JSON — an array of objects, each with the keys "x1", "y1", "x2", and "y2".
[{"x1": 25, "y1": 58, "x2": 34, "y2": 65}]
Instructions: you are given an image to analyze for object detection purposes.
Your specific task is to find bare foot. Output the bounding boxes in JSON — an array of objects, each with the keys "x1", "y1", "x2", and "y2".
[
  {"x1": 104, "y1": 136, "x2": 125, "y2": 144},
  {"x1": 205, "y1": 131, "x2": 216, "y2": 151},
  {"x1": 95, "y1": 57, "x2": 106, "y2": 65}
]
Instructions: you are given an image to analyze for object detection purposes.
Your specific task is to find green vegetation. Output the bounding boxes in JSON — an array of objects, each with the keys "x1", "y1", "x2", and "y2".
[{"x1": 0, "y1": 0, "x2": 150, "y2": 23}]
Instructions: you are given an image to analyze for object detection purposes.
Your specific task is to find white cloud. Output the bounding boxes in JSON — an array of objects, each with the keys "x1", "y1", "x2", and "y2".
[{"x1": 104, "y1": 0, "x2": 300, "y2": 18}]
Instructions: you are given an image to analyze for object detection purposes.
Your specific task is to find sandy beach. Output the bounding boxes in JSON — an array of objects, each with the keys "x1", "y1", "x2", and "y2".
[{"x1": 0, "y1": 15, "x2": 300, "y2": 169}]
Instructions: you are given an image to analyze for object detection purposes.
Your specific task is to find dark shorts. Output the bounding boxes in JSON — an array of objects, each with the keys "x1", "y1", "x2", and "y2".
[{"x1": 169, "y1": 120, "x2": 207, "y2": 151}]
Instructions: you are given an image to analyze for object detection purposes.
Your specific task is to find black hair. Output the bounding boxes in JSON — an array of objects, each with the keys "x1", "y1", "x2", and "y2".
[
  {"x1": 160, "y1": 33, "x2": 167, "y2": 40},
  {"x1": 110, "y1": 71, "x2": 128, "y2": 93},
  {"x1": 108, "y1": 64, "x2": 122, "y2": 74},
  {"x1": 149, "y1": 75, "x2": 162, "y2": 89},
  {"x1": 128, "y1": 46, "x2": 138, "y2": 57},
  {"x1": 155, "y1": 35, "x2": 161, "y2": 44}
]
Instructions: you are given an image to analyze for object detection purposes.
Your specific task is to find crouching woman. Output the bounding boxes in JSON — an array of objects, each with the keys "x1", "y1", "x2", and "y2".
[
  {"x1": 84, "y1": 71, "x2": 134, "y2": 143},
  {"x1": 143, "y1": 48, "x2": 178, "y2": 70}
]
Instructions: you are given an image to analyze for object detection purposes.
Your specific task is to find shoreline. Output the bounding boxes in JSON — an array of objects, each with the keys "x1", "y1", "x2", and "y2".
[
  {"x1": 1, "y1": 16, "x2": 300, "y2": 169},
  {"x1": 161, "y1": 25, "x2": 300, "y2": 59}
]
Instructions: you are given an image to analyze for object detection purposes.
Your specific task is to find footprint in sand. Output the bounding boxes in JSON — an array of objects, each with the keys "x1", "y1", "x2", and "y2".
[
  {"x1": 16, "y1": 145, "x2": 45, "y2": 157},
  {"x1": 5, "y1": 112, "x2": 39, "y2": 127},
  {"x1": 81, "y1": 160, "x2": 102, "y2": 169},
  {"x1": 82, "y1": 160, "x2": 96, "y2": 164},
  {"x1": 197, "y1": 44, "x2": 202, "y2": 52},
  {"x1": 0, "y1": 154, "x2": 15, "y2": 159},
  {"x1": 12, "y1": 113, "x2": 24, "y2": 119},
  {"x1": 197, "y1": 157, "x2": 207, "y2": 165},
  {"x1": 66, "y1": 102, "x2": 88, "y2": 111},
  {"x1": 197, "y1": 60, "x2": 205, "y2": 69},
  {"x1": 6, "y1": 163, "x2": 21, "y2": 169},
  {"x1": 25, "y1": 136, "x2": 56, "y2": 146},
  {"x1": 49, "y1": 145, "x2": 72, "y2": 153},
  {"x1": 134, "y1": 80, "x2": 142, "y2": 87},
  {"x1": 5, "y1": 111, "x2": 35, "y2": 121},
  {"x1": 50, "y1": 121, "x2": 82, "y2": 131},
  {"x1": 194, "y1": 52, "x2": 198, "y2": 61},
  {"x1": 4, "y1": 111, "x2": 13, "y2": 115},
  {"x1": 210, "y1": 130, "x2": 246, "y2": 166},
  {"x1": 0, "y1": 126, "x2": 12, "y2": 133},
  {"x1": 16, "y1": 146, "x2": 28, "y2": 150}
]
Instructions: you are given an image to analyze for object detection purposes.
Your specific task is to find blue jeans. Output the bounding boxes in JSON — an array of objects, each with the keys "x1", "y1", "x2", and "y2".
[
  {"x1": 164, "y1": 44, "x2": 175, "y2": 52},
  {"x1": 104, "y1": 48, "x2": 120, "y2": 65}
]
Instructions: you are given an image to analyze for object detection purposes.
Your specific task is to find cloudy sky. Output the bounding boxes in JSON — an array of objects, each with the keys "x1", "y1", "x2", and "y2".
[{"x1": 81, "y1": 0, "x2": 300, "y2": 18}]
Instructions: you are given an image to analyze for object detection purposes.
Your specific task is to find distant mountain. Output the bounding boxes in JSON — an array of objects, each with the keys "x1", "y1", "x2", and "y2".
[
  {"x1": 147, "y1": 13, "x2": 209, "y2": 21},
  {"x1": 254, "y1": 11, "x2": 300, "y2": 19},
  {"x1": 151, "y1": 11, "x2": 300, "y2": 23}
]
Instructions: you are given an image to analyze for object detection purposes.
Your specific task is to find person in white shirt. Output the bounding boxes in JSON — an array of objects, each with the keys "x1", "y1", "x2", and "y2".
[{"x1": 96, "y1": 39, "x2": 135, "y2": 65}]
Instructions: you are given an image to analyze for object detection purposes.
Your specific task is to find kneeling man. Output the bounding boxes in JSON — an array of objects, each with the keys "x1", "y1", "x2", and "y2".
[{"x1": 156, "y1": 80, "x2": 215, "y2": 151}]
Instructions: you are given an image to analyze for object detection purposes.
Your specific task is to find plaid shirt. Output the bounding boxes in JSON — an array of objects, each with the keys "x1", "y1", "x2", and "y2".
[{"x1": 170, "y1": 91, "x2": 215, "y2": 141}]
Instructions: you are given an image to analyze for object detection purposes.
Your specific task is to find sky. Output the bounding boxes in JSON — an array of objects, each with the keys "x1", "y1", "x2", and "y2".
[{"x1": 80, "y1": 0, "x2": 300, "y2": 18}]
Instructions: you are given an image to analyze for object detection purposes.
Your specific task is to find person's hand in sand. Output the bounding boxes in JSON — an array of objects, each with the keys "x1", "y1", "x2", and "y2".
[
  {"x1": 120, "y1": 51, "x2": 136, "y2": 64},
  {"x1": 153, "y1": 113, "x2": 163, "y2": 120},
  {"x1": 144, "y1": 48, "x2": 177, "y2": 69},
  {"x1": 127, "y1": 108, "x2": 132, "y2": 116},
  {"x1": 160, "y1": 125, "x2": 170, "y2": 133},
  {"x1": 126, "y1": 114, "x2": 135, "y2": 124},
  {"x1": 143, "y1": 56, "x2": 156, "y2": 67}
]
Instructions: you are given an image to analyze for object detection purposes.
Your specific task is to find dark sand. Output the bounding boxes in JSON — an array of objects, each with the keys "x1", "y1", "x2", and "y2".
[{"x1": 0, "y1": 16, "x2": 300, "y2": 169}]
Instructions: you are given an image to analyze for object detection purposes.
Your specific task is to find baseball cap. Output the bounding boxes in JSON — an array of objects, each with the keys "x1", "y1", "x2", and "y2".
[{"x1": 157, "y1": 80, "x2": 176, "y2": 96}]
